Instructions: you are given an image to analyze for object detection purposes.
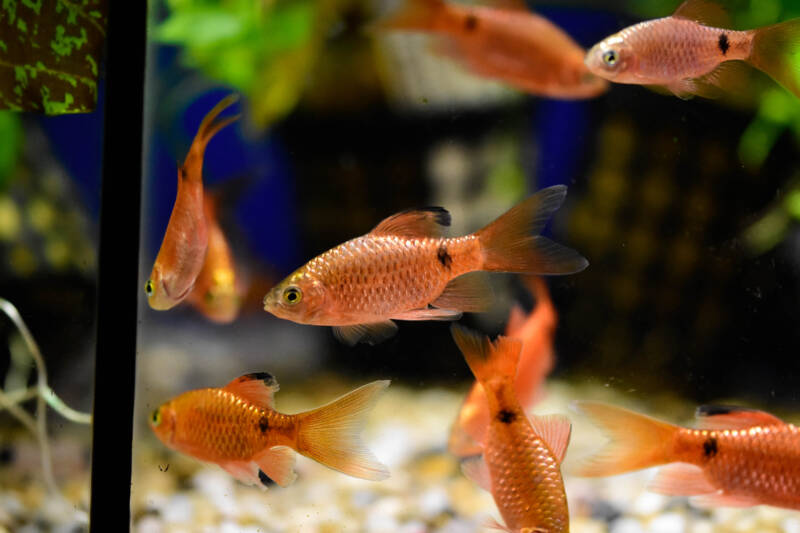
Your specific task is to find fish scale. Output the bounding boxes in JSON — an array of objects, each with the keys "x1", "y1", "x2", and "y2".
[
  {"x1": 486, "y1": 422, "x2": 569, "y2": 531},
  {"x1": 308, "y1": 234, "x2": 478, "y2": 319},
  {"x1": 675, "y1": 425, "x2": 800, "y2": 507}
]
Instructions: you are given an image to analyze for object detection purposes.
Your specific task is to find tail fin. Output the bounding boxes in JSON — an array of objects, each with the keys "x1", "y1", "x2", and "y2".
[
  {"x1": 374, "y1": 0, "x2": 446, "y2": 32},
  {"x1": 475, "y1": 186, "x2": 588, "y2": 275},
  {"x1": 451, "y1": 323, "x2": 521, "y2": 385},
  {"x1": 749, "y1": 19, "x2": 800, "y2": 98},
  {"x1": 296, "y1": 380, "x2": 390, "y2": 481},
  {"x1": 572, "y1": 401, "x2": 678, "y2": 477},
  {"x1": 183, "y1": 93, "x2": 241, "y2": 177}
]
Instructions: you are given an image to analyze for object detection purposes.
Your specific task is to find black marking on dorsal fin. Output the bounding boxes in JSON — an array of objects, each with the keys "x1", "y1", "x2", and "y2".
[
  {"x1": 718, "y1": 33, "x2": 729, "y2": 55},
  {"x1": 417, "y1": 206, "x2": 451, "y2": 227},
  {"x1": 696, "y1": 405, "x2": 754, "y2": 417},
  {"x1": 242, "y1": 372, "x2": 277, "y2": 388},
  {"x1": 258, "y1": 469, "x2": 275, "y2": 487}
]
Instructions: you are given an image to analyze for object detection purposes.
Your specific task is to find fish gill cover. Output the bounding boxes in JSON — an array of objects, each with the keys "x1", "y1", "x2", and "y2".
[{"x1": 0, "y1": 0, "x2": 108, "y2": 114}]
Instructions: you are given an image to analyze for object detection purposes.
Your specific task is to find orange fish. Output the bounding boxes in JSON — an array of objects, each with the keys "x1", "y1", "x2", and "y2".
[
  {"x1": 149, "y1": 372, "x2": 390, "y2": 488},
  {"x1": 379, "y1": 0, "x2": 608, "y2": 99},
  {"x1": 449, "y1": 276, "x2": 556, "y2": 458},
  {"x1": 145, "y1": 94, "x2": 240, "y2": 310},
  {"x1": 185, "y1": 194, "x2": 243, "y2": 323},
  {"x1": 585, "y1": 0, "x2": 800, "y2": 98},
  {"x1": 452, "y1": 324, "x2": 571, "y2": 533},
  {"x1": 574, "y1": 401, "x2": 800, "y2": 510},
  {"x1": 263, "y1": 185, "x2": 587, "y2": 345}
]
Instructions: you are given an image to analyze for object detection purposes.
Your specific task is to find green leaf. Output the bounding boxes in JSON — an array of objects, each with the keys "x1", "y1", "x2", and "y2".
[{"x1": 0, "y1": 0, "x2": 108, "y2": 114}]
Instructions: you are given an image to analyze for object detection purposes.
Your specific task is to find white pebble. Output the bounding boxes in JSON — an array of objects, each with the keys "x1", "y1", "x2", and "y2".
[
  {"x1": 611, "y1": 517, "x2": 645, "y2": 533},
  {"x1": 631, "y1": 492, "x2": 668, "y2": 516},
  {"x1": 418, "y1": 487, "x2": 449, "y2": 519},
  {"x1": 135, "y1": 515, "x2": 163, "y2": 533},
  {"x1": 162, "y1": 493, "x2": 194, "y2": 524},
  {"x1": 784, "y1": 517, "x2": 800, "y2": 533},
  {"x1": 648, "y1": 512, "x2": 686, "y2": 533}
]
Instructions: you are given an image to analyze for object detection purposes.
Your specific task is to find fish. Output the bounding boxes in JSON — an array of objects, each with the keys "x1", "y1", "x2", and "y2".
[
  {"x1": 149, "y1": 372, "x2": 390, "y2": 489},
  {"x1": 378, "y1": 0, "x2": 608, "y2": 100},
  {"x1": 584, "y1": 0, "x2": 800, "y2": 99},
  {"x1": 573, "y1": 401, "x2": 800, "y2": 510},
  {"x1": 452, "y1": 324, "x2": 571, "y2": 533},
  {"x1": 263, "y1": 185, "x2": 587, "y2": 346},
  {"x1": 185, "y1": 193, "x2": 243, "y2": 324},
  {"x1": 449, "y1": 276, "x2": 556, "y2": 458},
  {"x1": 144, "y1": 94, "x2": 240, "y2": 310}
]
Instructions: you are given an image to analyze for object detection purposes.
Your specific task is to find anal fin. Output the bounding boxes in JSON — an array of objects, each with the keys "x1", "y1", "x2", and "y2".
[
  {"x1": 332, "y1": 321, "x2": 399, "y2": 346},
  {"x1": 691, "y1": 490, "x2": 760, "y2": 508},
  {"x1": 391, "y1": 308, "x2": 462, "y2": 321},
  {"x1": 648, "y1": 463, "x2": 716, "y2": 496},
  {"x1": 219, "y1": 460, "x2": 266, "y2": 490},
  {"x1": 253, "y1": 445, "x2": 297, "y2": 487},
  {"x1": 431, "y1": 273, "x2": 493, "y2": 313}
]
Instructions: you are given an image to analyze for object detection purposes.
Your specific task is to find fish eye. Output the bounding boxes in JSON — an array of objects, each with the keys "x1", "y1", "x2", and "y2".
[
  {"x1": 602, "y1": 49, "x2": 619, "y2": 67},
  {"x1": 282, "y1": 286, "x2": 302, "y2": 305},
  {"x1": 145, "y1": 279, "x2": 154, "y2": 297},
  {"x1": 150, "y1": 409, "x2": 162, "y2": 426}
]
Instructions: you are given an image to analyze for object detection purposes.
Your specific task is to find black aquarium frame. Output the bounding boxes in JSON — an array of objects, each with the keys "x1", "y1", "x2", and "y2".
[{"x1": 89, "y1": 1, "x2": 147, "y2": 529}]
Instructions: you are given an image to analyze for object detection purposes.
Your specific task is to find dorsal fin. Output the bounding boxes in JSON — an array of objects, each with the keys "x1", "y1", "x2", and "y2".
[
  {"x1": 673, "y1": 0, "x2": 730, "y2": 28},
  {"x1": 528, "y1": 413, "x2": 571, "y2": 464},
  {"x1": 369, "y1": 207, "x2": 451, "y2": 238},
  {"x1": 695, "y1": 405, "x2": 783, "y2": 430},
  {"x1": 223, "y1": 372, "x2": 279, "y2": 408}
]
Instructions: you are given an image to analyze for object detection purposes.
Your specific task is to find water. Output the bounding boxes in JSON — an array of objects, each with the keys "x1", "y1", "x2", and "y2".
[{"x1": 2, "y1": 0, "x2": 800, "y2": 531}]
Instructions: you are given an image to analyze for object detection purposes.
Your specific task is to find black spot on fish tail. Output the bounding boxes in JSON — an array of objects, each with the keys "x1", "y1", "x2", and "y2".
[
  {"x1": 464, "y1": 13, "x2": 478, "y2": 32},
  {"x1": 497, "y1": 410, "x2": 516, "y2": 424},
  {"x1": 258, "y1": 469, "x2": 275, "y2": 487},
  {"x1": 242, "y1": 372, "x2": 277, "y2": 387},
  {"x1": 703, "y1": 437, "x2": 718, "y2": 458},
  {"x1": 258, "y1": 415, "x2": 270, "y2": 433},
  {"x1": 437, "y1": 244, "x2": 452, "y2": 269},
  {"x1": 718, "y1": 33, "x2": 729, "y2": 55}
]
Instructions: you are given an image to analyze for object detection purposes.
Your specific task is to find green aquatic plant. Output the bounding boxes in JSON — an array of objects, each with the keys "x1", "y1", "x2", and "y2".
[
  {"x1": 0, "y1": 298, "x2": 91, "y2": 508},
  {"x1": 0, "y1": 0, "x2": 108, "y2": 114},
  {"x1": 156, "y1": 0, "x2": 346, "y2": 128}
]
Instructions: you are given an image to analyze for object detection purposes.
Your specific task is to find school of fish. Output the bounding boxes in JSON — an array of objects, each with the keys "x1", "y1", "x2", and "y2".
[{"x1": 143, "y1": 0, "x2": 800, "y2": 528}]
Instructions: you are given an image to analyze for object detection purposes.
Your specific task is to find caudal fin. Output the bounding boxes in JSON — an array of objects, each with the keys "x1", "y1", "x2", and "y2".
[
  {"x1": 476, "y1": 186, "x2": 588, "y2": 275},
  {"x1": 749, "y1": 19, "x2": 800, "y2": 98},
  {"x1": 375, "y1": 0, "x2": 446, "y2": 32},
  {"x1": 451, "y1": 323, "x2": 521, "y2": 385},
  {"x1": 572, "y1": 401, "x2": 679, "y2": 477},
  {"x1": 296, "y1": 381, "x2": 390, "y2": 481},
  {"x1": 182, "y1": 93, "x2": 241, "y2": 177}
]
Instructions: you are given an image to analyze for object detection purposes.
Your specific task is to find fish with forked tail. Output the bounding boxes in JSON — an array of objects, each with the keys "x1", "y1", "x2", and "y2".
[
  {"x1": 145, "y1": 94, "x2": 240, "y2": 310},
  {"x1": 149, "y1": 373, "x2": 390, "y2": 489},
  {"x1": 573, "y1": 401, "x2": 800, "y2": 510},
  {"x1": 452, "y1": 324, "x2": 571, "y2": 533},
  {"x1": 585, "y1": 0, "x2": 800, "y2": 99},
  {"x1": 263, "y1": 185, "x2": 587, "y2": 345},
  {"x1": 379, "y1": 0, "x2": 608, "y2": 99}
]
